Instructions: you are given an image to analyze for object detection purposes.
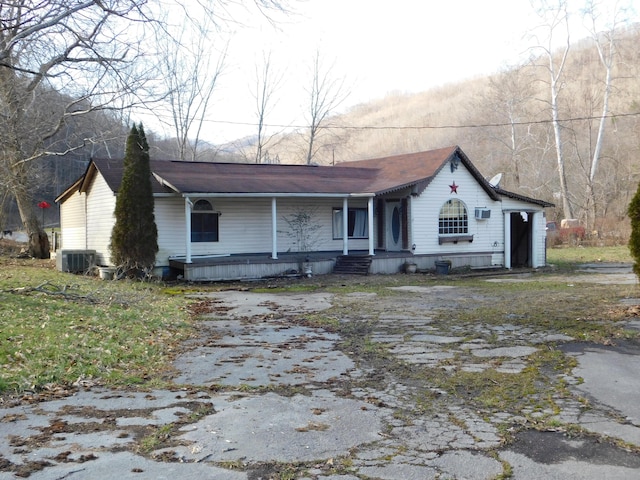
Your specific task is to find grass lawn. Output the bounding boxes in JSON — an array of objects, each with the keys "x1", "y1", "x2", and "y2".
[
  {"x1": 547, "y1": 244, "x2": 632, "y2": 266},
  {"x1": 0, "y1": 257, "x2": 195, "y2": 394},
  {"x1": 0, "y1": 244, "x2": 635, "y2": 397}
]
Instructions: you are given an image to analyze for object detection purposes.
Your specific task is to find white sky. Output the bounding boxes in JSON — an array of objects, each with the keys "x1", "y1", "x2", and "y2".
[{"x1": 153, "y1": 0, "x2": 640, "y2": 144}]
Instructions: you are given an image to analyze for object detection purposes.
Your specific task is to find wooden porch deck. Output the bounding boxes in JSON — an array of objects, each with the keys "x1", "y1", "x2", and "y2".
[
  {"x1": 168, "y1": 250, "x2": 416, "y2": 281},
  {"x1": 167, "y1": 250, "x2": 494, "y2": 281}
]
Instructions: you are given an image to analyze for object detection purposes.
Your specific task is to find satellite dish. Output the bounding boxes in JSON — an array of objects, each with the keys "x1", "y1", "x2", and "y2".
[{"x1": 488, "y1": 173, "x2": 503, "y2": 187}]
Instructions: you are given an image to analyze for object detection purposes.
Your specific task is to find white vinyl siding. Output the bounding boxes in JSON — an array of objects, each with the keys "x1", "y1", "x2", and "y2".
[
  {"x1": 85, "y1": 174, "x2": 117, "y2": 266},
  {"x1": 190, "y1": 198, "x2": 273, "y2": 256},
  {"x1": 410, "y1": 162, "x2": 548, "y2": 268},
  {"x1": 154, "y1": 197, "x2": 185, "y2": 266},
  {"x1": 59, "y1": 190, "x2": 86, "y2": 250},
  {"x1": 410, "y1": 163, "x2": 500, "y2": 257}
]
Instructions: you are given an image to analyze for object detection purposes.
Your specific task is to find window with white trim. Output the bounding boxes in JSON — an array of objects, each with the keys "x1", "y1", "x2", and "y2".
[
  {"x1": 439, "y1": 199, "x2": 468, "y2": 235},
  {"x1": 191, "y1": 199, "x2": 219, "y2": 242},
  {"x1": 332, "y1": 208, "x2": 369, "y2": 239}
]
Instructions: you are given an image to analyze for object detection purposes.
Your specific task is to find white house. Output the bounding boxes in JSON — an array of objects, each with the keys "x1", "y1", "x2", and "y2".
[{"x1": 55, "y1": 145, "x2": 553, "y2": 280}]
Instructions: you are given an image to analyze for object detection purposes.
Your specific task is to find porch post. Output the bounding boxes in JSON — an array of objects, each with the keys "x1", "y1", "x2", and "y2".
[
  {"x1": 368, "y1": 196, "x2": 374, "y2": 255},
  {"x1": 271, "y1": 197, "x2": 278, "y2": 259},
  {"x1": 342, "y1": 197, "x2": 349, "y2": 255},
  {"x1": 504, "y1": 211, "x2": 511, "y2": 269},
  {"x1": 530, "y1": 211, "x2": 539, "y2": 268},
  {"x1": 185, "y1": 197, "x2": 192, "y2": 264}
]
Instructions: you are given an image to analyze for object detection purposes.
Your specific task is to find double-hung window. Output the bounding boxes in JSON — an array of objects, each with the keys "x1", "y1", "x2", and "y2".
[
  {"x1": 191, "y1": 199, "x2": 219, "y2": 242},
  {"x1": 332, "y1": 208, "x2": 368, "y2": 239}
]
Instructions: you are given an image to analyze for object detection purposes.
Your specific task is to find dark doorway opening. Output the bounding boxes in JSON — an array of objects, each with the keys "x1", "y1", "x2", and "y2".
[{"x1": 510, "y1": 212, "x2": 532, "y2": 267}]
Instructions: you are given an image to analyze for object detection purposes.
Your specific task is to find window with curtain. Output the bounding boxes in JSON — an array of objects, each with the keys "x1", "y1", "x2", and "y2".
[
  {"x1": 191, "y1": 199, "x2": 219, "y2": 242},
  {"x1": 439, "y1": 199, "x2": 468, "y2": 235},
  {"x1": 333, "y1": 208, "x2": 369, "y2": 239}
]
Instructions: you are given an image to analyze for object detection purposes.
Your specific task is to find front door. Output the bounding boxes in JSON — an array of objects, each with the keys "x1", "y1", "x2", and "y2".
[{"x1": 386, "y1": 201, "x2": 402, "y2": 251}]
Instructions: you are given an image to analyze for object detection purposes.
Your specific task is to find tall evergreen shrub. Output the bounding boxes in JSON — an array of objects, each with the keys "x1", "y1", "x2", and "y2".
[
  {"x1": 109, "y1": 123, "x2": 158, "y2": 274},
  {"x1": 628, "y1": 181, "x2": 640, "y2": 278}
]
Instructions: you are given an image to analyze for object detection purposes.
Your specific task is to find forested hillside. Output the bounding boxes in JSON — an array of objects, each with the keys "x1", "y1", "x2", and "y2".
[
  {"x1": 252, "y1": 24, "x2": 640, "y2": 242},
  {"x1": 2, "y1": 8, "x2": 638, "y2": 247}
]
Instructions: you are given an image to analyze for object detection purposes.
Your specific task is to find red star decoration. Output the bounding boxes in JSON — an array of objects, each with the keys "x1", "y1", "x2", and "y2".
[{"x1": 449, "y1": 182, "x2": 459, "y2": 194}]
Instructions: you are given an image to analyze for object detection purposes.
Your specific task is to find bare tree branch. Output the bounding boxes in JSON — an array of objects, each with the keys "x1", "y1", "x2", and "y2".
[
  {"x1": 252, "y1": 50, "x2": 283, "y2": 163},
  {"x1": 303, "y1": 49, "x2": 349, "y2": 165},
  {"x1": 528, "y1": 0, "x2": 574, "y2": 219}
]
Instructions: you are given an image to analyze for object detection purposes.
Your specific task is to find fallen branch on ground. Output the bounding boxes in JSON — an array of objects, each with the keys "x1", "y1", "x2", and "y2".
[{"x1": 6, "y1": 281, "x2": 98, "y2": 303}]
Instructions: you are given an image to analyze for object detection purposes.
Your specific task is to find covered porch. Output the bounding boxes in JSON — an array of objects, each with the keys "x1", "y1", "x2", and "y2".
[{"x1": 181, "y1": 195, "x2": 376, "y2": 264}]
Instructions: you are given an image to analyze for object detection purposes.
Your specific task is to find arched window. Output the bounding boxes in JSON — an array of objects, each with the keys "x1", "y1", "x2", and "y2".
[
  {"x1": 439, "y1": 199, "x2": 468, "y2": 235},
  {"x1": 191, "y1": 199, "x2": 219, "y2": 242}
]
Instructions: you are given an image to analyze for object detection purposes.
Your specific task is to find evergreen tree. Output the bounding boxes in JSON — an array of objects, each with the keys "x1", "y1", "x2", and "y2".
[
  {"x1": 628, "y1": 181, "x2": 640, "y2": 278},
  {"x1": 109, "y1": 123, "x2": 158, "y2": 275}
]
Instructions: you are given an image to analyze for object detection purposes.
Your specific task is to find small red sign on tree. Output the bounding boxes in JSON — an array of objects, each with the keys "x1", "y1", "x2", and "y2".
[{"x1": 38, "y1": 201, "x2": 51, "y2": 226}]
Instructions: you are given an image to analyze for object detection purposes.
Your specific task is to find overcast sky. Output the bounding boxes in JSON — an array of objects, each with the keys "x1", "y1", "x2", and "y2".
[{"x1": 152, "y1": 0, "x2": 640, "y2": 144}]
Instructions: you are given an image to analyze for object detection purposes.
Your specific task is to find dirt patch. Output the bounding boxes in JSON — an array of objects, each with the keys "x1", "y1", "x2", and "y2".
[
  {"x1": 510, "y1": 430, "x2": 640, "y2": 468},
  {"x1": 189, "y1": 290, "x2": 334, "y2": 318}
]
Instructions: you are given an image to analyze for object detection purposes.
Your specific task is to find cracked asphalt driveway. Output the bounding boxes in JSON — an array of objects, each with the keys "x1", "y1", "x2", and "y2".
[{"x1": 1, "y1": 266, "x2": 640, "y2": 479}]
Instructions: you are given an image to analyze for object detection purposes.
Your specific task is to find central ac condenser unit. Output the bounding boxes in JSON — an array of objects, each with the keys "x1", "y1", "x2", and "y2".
[{"x1": 56, "y1": 250, "x2": 96, "y2": 273}]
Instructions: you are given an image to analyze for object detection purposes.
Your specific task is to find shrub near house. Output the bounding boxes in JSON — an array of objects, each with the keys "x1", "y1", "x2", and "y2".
[{"x1": 546, "y1": 220, "x2": 586, "y2": 244}]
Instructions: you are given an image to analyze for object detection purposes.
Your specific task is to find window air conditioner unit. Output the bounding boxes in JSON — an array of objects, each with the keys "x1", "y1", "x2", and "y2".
[
  {"x1": 56, "y1": 250, "x2": 96, "y2": 273},
  {"x1": 475, "y1": 208, "x2": 491, "y2": 220}
]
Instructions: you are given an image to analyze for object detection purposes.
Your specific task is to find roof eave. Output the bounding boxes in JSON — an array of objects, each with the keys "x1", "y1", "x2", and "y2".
[
  {"x1": 179, "y1": 192, "x2": 375, "y2": 198},
  {"x1": 55, "y1": 177, "x2": 84, "y2": 203},
  {"x1": 152, "y1": 173, "x2": 181, "y2": 193},
  {"x1": 454, "y1": 147, "x2": 501, "y2": 201},
  {"x1": 494, "y1": 187, "x2": 555, "y2": 207},
  {"x1": 374, "y1": 178, "x2": 432, "y2": 196}
]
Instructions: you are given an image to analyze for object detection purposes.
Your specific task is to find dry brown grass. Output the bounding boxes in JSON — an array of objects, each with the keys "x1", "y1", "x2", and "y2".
[{"x1": 0, "y1": 238, "x2": 26, "y2": 257}]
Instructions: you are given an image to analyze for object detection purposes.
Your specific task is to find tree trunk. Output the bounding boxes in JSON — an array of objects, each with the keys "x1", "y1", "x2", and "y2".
[
  {"x1": 552, "y1": 114, "x2": 574, "y2": 220},
  {"x1": 306, "y1": 127, "x2": 316, "y2": 165},
  {"x1": 550, "y1": 65, "x2": 574, "y2": 220},
  {"x1": 586, "y1": 181, "x2": 597, "y2": 234},
  {"x1": 14, "y1": 188, "x2": 50, "y2": 259}
]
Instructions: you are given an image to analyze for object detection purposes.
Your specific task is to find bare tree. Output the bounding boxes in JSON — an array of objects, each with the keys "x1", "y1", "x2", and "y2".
[
  {"x1": 580, "y1": 0, "x2": 629, "y2": 228},
  {"x1": 0, "y1": 0, "x2": 293, "y2": 258},
  {"x1": 529, "y1": 0, "x2": 574, "y2": 219},
  {"x1": 154, "y1": 5, "x2": 228, "y2": 162},
  {"x1": 469, "y1": 67, "x2": 539, "y2": 190},
  {"x1": 0, "y1": 0, "x2": 152, "y2": 258},
  {"x1": 303, "y1": 50, "x2": 348, "y2": 165},
  {"x1": 252, "y1": 50, "x2": 283, "y2": 163}
]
